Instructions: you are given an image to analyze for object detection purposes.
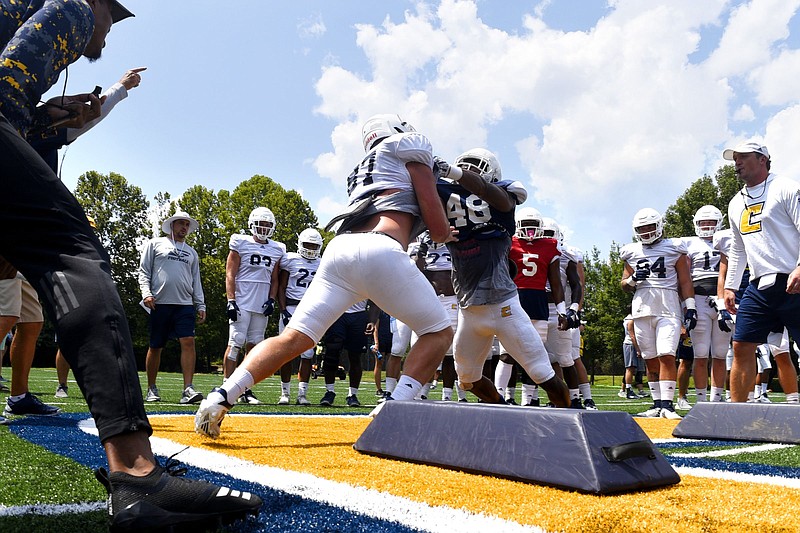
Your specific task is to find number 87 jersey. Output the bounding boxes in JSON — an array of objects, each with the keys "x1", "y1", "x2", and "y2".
[{"x1": 620, "y1": 237, "x2": 688, "y2": 292}]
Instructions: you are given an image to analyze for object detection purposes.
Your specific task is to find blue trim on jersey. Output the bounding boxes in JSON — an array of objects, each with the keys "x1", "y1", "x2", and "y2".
[{"x1": 436, "y1": 178, "x2": 516, "y2": 240}]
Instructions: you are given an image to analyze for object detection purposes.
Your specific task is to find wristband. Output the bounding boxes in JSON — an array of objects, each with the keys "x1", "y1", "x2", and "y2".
[
  {"x1": 626, "y1": 276, "x2": 637, "y2": 287},
  {"x1": 569, "y1": 302, "x2": 580, "y2": 312},
  {"x1": 684, "y1": 297, "x2": 696, "y2": 311},
  {"x1": 556, "y1": 302, "x2": 567, "y2": 315},
  {"x1": 448, "y1": 165, "x2": 463, "y2": 182}
]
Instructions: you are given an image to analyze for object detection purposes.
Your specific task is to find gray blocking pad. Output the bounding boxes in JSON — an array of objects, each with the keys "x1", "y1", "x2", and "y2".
[
  {"x1": 673, "y1": 402, "x2": 800, "y2": 443},
  {"x1": 354, "y1": 401, "x2": 679, "y2": 494}
]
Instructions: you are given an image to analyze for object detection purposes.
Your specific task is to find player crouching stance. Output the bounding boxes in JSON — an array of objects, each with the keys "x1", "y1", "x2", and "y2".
[{"x1": 196, "y1": 114, "x2": 454, "y2": 438}]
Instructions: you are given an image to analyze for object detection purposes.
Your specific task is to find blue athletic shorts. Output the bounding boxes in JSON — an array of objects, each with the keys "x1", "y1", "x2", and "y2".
[
  {"x1": 733, "y1": 274, "x2": 800, "y2": 344},
  {"x1": 149, "y1": 304, "x2": 196, "y2": 348}
]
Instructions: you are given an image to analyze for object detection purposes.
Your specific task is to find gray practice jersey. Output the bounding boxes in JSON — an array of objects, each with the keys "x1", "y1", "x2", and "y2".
[{"x1": 138, "y1": 237, "x2": 205, "y2": 310}]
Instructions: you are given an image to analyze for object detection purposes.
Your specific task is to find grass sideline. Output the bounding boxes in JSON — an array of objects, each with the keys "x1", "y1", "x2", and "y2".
[{"x1": 0, "y1": 367, "x2": 793, "y2": 532}]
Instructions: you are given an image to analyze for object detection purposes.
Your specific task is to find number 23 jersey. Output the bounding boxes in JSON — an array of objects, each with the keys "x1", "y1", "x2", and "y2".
[
  {"x1": 280, "y1": 251, "x2": 321, "y2": 302},
  {"x1": 620, "y1": 238, "x2": 687, "y2": 318}
]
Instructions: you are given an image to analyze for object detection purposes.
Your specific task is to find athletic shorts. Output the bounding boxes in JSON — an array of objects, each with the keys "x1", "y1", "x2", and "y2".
[
  {"x1": 517, "y1": 289, "x2": 548, "y2": 320},
  {"x1": 676, "y1": 339, "x2": 694, "y2": 362},
  {"x1": 324, "y1": 310, "x2": 369, "y2": 354},
  {"x1": 734, "y1": 274, "x2": 800, "y2": 344},
  {"x1": 623, "y1": 343, "x2": 639, "y2": 368},
  {"x1": 149, "y1": 304, "x2": 196, "y2": 348},
  {"x1": 279, "y1": 304, "x2": 314, "y2": 359},
  {"x1": 0, "y1": 276, "x2": 43, "y2": 323},
  {"x1": 229, "y1": 309, "x2": 269, "y2": 348},
  {"x1": 632, "y1": 315, "x2": 681, "y2": 359}
]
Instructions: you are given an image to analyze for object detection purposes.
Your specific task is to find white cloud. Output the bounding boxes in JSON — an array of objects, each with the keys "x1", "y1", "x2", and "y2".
[
  {"x1": 298, "y1": 12, "x2": 327, "y2": 39},
  {"x1": 732, "y1": 104, "x2": 756, "y2": 121},
  {"x1": 310, "y1": 0, "x2": 800, "y2": 255}
]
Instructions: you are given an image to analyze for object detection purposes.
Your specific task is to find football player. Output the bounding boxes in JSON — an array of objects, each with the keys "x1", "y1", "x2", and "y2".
[
  {"x1": 276, "y1": 228, "x2": 323, "y2": 405},
  {"x1": 495, "y1": 207, "x2": 562, "y2": 406},
  {"x1": 222, "y1": 207, "x2": 286, "y2": 405},
  {"x1": 319, "y1": 301, "x2": 369, "y2": 407},
  {"x1": 196, "y1": 114, "x2": 455, "y2": 437},
  {"x1": 620, "y1": 208, "x2": 696, "y2": 419},
  {"x1": 542, "y1": 218, "x2": 595, "y2": 409},
  {"x1": 679, "y1": 205, "x2": 730, "y2": 408},
  {"x1": 384, "y1": 241, "x2": 420, "y2": 397},
  {"x1": 435, "y1": 149, "x2": 570, "y2": 406}
]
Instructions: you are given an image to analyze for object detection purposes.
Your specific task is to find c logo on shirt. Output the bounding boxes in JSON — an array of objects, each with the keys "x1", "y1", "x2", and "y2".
[
  {"x1": 500, "y1": 305, "x2": 512, "y2": 318},
  {"x1": 739, "y1": 202, "x2": 764, "y2": 234}
]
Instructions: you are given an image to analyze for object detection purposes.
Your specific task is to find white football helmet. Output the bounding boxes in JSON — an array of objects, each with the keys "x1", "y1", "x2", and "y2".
[
  {"x1": 248, "y1": 207, "x2": 276, "y2": 240},
  {"x1": 693, "y1": 205, "x2": 723, "y2": 238},
  {"x1": 297, "y1": 228, "x2": 323, "y2": 259},
  {"x1": 541, "y1": 217, "x2": 562, "y2": 245},
  {"x1": 515, "y1": 207, "x2": 544, "y2": 240},
  {"x1": 361, "y1": 114, "x2": 415, "y2": 152},
  {"x1": 454, "y1": 148, "x2": 502, "y2": 183},
  {"x1": 632, "y1": 208, "x2": 663, "y2": 244}
]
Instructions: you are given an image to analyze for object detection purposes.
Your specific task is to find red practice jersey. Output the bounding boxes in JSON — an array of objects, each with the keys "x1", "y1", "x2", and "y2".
[{"x1": 509, "y1": 236, "x2": 561, "y2": 290}]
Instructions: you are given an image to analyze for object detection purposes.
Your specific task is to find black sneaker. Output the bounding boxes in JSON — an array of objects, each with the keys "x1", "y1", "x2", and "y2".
[
  {"x1": 523, "y1": 399, "x2": 540, "y2": 407},
  {"x1": 95, "y1": 461, "x2": 261, "y2": 531},
  {"x1": 626, "y1": 388, "x2": 640, "y2": 399},
  {"x1": 4, "y1": 392, "x2": 60, "y2": 417},
  {"x1": 583, "y1": 398, "x2": 598, "y2": 410},
  {"x1": 346, "y1": 394, "x2": 361, "y2": 407},
  {"x1": 569, "y1": 398, "x2": 585, "y2": 409},
  {"x1": 320, "y1": 391, "x2": 336, "y2": 406},
  {"x1": 505, "y1": 398, "x2": 518, "y2": 405}
]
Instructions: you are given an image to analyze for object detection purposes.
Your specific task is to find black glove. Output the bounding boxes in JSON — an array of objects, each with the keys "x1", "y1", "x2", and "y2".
[
  {"x1": 565, "y1": 309, "x2": 581, "y2": 329},
  {"x1": 718, "y1": 309, "x2": 733, "y2": 332},
  {"x1": 633, "y1": 264, "x2": 650, "y2": 281},
  {"x1": 226, "y1": 300, "x2": 239, "y2": 322},
  {"x1": 417, "y1": 240, "x2": 429, "y2": 258},
  {"x1": 262, "y1": 298, "x2": 275, "y2": 317},
  {"x1": 684, "y1": 309, "x2": 698, "y2": 332},
  {"x1": 281, "y1": 309, "x2": 292, "y2": 326}
]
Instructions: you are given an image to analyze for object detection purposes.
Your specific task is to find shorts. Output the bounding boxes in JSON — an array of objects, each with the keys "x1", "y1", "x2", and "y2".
[
  {"x1": 632, "y1": 315, "x2": 681, "y2": 360},
  {"x1": 149, "y1": 304, "x2": 196, "y2": 348},
  {"x1": 734, "y1": 274, "x2": 800, "y2": 344},
  {"x1": 279, "y1": 304, "x2": 314, "y2": 359},
  {"x1": 676, "y1": 340, "x2": 694, "y2": 362},
  {"x1": 623, "y1": 343, "x2": 639, "y2": 368},
  {"x1": 325, "y1": 310, "x2": 369, "y2": 354},
  {"x1": 0, "y1": 276, "x2": 43, "y2": 323},
  {"x1": 229, "y1": 309, "x2": 269, "y2": 348},
  {"x1": 517, "y1": 289, "x2": 548, "y2": 321}
]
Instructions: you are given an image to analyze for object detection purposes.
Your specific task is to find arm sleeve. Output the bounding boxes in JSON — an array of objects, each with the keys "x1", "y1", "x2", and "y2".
[{"x1": 65, "y1": 82, "x2": 128, "y2": 143}]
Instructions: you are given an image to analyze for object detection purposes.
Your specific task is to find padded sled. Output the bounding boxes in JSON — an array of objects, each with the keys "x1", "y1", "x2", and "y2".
[
  {"x1": 673, "y1": 402, "x2": 800, "y2": 444},
  {"x1": 354, "y1": 401, "x2": 679, "y2": 494}
]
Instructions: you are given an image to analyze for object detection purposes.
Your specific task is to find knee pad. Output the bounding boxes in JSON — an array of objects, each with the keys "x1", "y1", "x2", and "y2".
[{"x1": 226, "y1": 344, "x2": 241, "y2": 361}]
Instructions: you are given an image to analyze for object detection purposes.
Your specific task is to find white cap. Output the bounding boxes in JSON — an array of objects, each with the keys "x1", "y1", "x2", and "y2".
[
  {"x1": 161, "y1": 211, "x2": 199, "y2": 235},
  {"x1": 722, "y1": 141, "x2": 770, "y2": 161}
]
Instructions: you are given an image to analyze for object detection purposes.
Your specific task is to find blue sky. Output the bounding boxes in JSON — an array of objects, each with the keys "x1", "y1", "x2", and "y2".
[{"x1": 47, "y1": 0, "x2": 800, "y2": 257}]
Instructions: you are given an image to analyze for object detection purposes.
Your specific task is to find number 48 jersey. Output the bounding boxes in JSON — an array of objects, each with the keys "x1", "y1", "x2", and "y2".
[
  {"x1": 620, "y1": 238, "x2": 687, "y2": 318},
  {"x1": 280, "y1": 251, "x2": 321, "y2": 302}
]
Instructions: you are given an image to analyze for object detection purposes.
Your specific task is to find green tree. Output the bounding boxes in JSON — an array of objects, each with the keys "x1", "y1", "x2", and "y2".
[
  {"x1": 73, "y1": 171, "x2": 151, "y2": 356},
  {"x1": 583, "y1": 244, "x2": 632, "y2": 380},
  {"x1": 663, "y1": 165, "x2": 740, "y2": 237}
]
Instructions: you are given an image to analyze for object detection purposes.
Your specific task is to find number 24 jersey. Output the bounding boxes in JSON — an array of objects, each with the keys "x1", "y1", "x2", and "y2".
[{"x1": 620, "y1": 238, "x2": 687, "y2": 318}]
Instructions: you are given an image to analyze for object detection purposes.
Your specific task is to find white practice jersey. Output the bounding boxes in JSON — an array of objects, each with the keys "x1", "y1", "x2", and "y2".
[
  {"x1": 559, "y1": 245, "x2": 582, "y2": 305},
  {"x1": 712, "y1": 229, "x2": 733, "y2": 257},
  {"x1": 682, "y1": 236, "x2": 720, "y2": 282},
  {"x1": 423, "y1": 244, "x2": 452, "y2": 272},
  {"x1": 346, "y1": 132, "x2": 433, "y2": 201},
  {"x1": 726, "y1": 174, "x2": 800, "y2": 289},
  {"x1": 280, "y1": 251, "x2": 321, "y2": 302},
  {"x1": 230, "y1": 234, "x2": 286, "y2": 312},
  {"x1": 620, "y1": 238, "x2": 687, "y2": 319}
]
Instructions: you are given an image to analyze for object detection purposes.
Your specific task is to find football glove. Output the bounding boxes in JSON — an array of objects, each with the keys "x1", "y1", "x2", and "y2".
[
  {"x1": 226, "y1": 300, "x2": 239, "y2": 322},
  {"x1": 281, "y1": 309, "x2": 292, "y2": 326},
  {"x1": 262, "y1": 298, "x2": 275, "y2": 317},
  {"x1": 633, "y1": 264, "x2": 650, "y2": 281},
  {"x1": 565, "y1": 309, "x2": 581, "y2": 329},
  {"x1": 718, "y1": 309, "x2": 733, "y2": 332},
  {"x1": 683, "y1": 309, "x2": 698, "y2": 332}
]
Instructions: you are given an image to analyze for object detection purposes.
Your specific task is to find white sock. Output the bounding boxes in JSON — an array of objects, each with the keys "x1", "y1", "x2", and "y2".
[
  {"x1": 747, "y1": 391, "x2": 755, "y2": 401},
  {"x1": 417, "y1": 382, "x2": 432, "y2": 399},
  {"x1": 761, "y1": 383, "x2": 769, "y2": 395},
  {"x1": 522, "y1": 384, "x2": 538, "y2": 402},
  {"x1": 710, "y1": 386, "x2": 725, "y2": 402},
  {"x1": 456, "y1": 383, "x2": 468, "y2": 401},
  {"x1": 786, "y1": 392, "x2": 799, "y2": 403},
  {"x1": 494, "y1": 360, "x2": 513, "y2": 390},
  {"x1": 281, "y1": 382, "x2": 291, "y2": 396},
  {"x1": 754, "y1": 385, "x2": 761, "y2": 397},
  {"x1": 660, "y1": 380, "x2": 676, "y2": 402},
  {"x1": 220, "y1": 369, "x2": 255, "y2": 403},
  {"x1": 579, "y1": 383, "x2": 592, "y2": 400},
  {"x1": 385, "y1": 377, "x2": 398, "y2": 393},
  {"x1": 348, "y1": 386, "x2": 359, "y2": 396},
  {"x1": 298, "y1": 382, "x2": 308, "y2": 396},
  {"x1": 326, "y1": 383, "x2": 335, "y2": 393},
  {"x1": 505, "y1": 386, "x2": 516, "y2": 402},
  {"x1": 569, "y1": 388, "x2": 580, "y2": 400},
  {"x1": 649, "y1": 381, "x2": 661, "y2": 401},
  {"x1": 392, "y1": 375, "x2": 422, "y2": 401},
  {"x1": 442, "y1": 387, "x2": 453, "y2": 401},
  {"x1": 695, "y1": 388, "x2": 707, "y2": 402}
]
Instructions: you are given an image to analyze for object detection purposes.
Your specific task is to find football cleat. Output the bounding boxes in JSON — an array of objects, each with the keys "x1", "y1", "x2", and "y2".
[{"x1": 194, "y1": 388, "x2": 233, "y2": 439}]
